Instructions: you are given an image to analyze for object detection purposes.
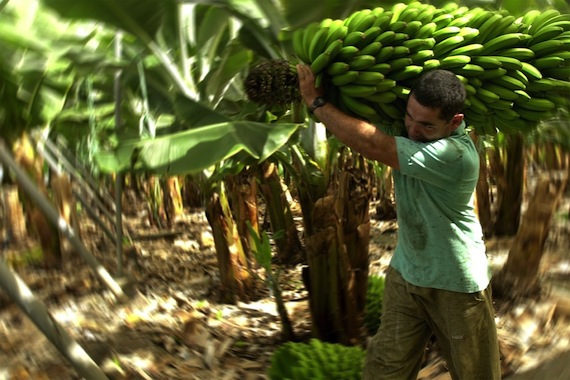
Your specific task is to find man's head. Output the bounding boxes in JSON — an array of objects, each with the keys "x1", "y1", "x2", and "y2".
[{"x1": 405, "y1": 70, "x2": 466, "y2": 142}]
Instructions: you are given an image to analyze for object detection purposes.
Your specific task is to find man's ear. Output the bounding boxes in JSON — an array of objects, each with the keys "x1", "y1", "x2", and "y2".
[{"x1": 450, "y1": 113, "x2": 464, "y2": 131}]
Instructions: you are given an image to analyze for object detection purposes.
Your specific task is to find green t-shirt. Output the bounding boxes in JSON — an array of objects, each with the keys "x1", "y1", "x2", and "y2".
[{"x1": 390, "y1": 122, "x2": 491, "y2": 293}]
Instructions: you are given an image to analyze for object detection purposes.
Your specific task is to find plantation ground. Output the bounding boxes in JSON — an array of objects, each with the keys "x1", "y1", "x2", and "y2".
[{"x1": 0, "y1": 191, "x2": 569, "y2": 380}]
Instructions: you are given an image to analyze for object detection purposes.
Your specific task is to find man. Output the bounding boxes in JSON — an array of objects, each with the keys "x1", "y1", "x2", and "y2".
[{"x1": 296, "y1": 65, "x2": 501, "y2": 380}]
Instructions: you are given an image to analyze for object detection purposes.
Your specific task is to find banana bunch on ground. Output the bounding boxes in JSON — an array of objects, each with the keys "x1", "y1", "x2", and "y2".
[
  {"x1": 268, "y1": 338, "x2": 365, "y2": 379},
  {"x1": 287, "y1": 1, "x2": 570, "y2": 135}
]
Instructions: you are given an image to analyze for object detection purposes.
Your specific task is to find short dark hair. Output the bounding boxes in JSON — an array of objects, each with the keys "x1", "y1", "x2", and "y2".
[{"x1": 409, "y1": 70, "x2": 466, "y2": 122}]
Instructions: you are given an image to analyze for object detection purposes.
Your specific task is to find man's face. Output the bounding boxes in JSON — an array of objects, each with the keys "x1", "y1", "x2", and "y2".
[{"x1": 404, "y1": 95, "x2": 463, "y2": 143}]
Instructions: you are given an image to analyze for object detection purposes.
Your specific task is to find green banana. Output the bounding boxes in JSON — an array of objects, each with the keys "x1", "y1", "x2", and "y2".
[
  {"x1": 340, "y1": 93, "x2": 378, "y2": 119},
  {"x1": 515, "y1": 97, "x2": 556, "y2": 111},
  {"x1": 433, "y1": 35, "x2": 465, "y2": 57},
  {"x1": 398, "y1": 7, "x2": 420, "y2": 23},
  {"x1": 336, "y1": 45, "x2": 360, "y2": 61},
  {"x1": 512, "y1": 106, "x2": 554, "y2": 122},
  {"x1": 482, "y1": 83, "x2": 519, "y2": 100},
  {"x1": 332, "y1": 70, "x2": 359, "y2": 86},
  {"x1": 476, "y1": 87, "x2": 501, "y2": 103},
  {"x1": 528, "y1": 9, "x2": 561, "y2": 35},
  {"x1": 485, "y1": 15, "x2": 517, "y2": 42},
  {"x1": 529, "y1": 40, "x2": 565, "y2": 57},
  {"x1": 493, "y1": 56, "x2": 523, "y2": 70},
  {"x1": 478, "y1": 33, "x2": 528, "y2": 55},
  {"x1": 343, "y1": 31, "x2": 365, "y2": 47},
  {"x1": 468, "y1": 10, "x2": 494, "y2": 30},
  {"x1": 455, "y1": 63, "x2": 485, "y2": 76},
  {"x1": 391, "y1": 85, "x2": 411, "y2": 99},
  {"x1": 367, "y1": 90, "x2": 399, "y2": 104},
  {"x1": 359, "y1": 26, "x2": 382, "y2": 48},
  {"x1": 525, "y1": 78, "x2": 557, "y2": 91},
  {"x1": 497, "y1": 47, "x2": 535, "y2": 60},
  {"x1": 486, "y1": 98, "x2": 514, "y2": 110},
  {"x1": 390, "y1": 65, "x2": 424, "y2": 81},
  {"x1": 415, "y1": 22, "x2": 437, "y2": 39},
  {"x1": 439, "y1": 55, "x2": 471, "y2": 69},
  {"x1": 509, "y1": 69, "x2": 530, "y2": 86},
  {"x1": 432, "y1": 13, "x2": 455, "y2": 29},
  {"x1": 545, "y1": 93, "x2": 570, "y2": 108},
  {"x1": 310, "y1": 51, "x2": 332, "y2": 74},
  {"x1": 529, "y1": 26, "x2": 565, "y2": 45},
  {"x1": 404, "y1": 20, "x2": 423, "y2": 37},
  {"x1": 466, "y1": 94, "x2": 489, "y2": 114},
  {"x1": 374, "y1": 31, "x2": 397, "y2": 47},
  {"x1": 531, "y1": 56, "x2": 565, "y2": 69},
  {"x1": 324, "y1": 21, "x2": 348, "y2": 47},
  {"x1": 458, "y1": 27, "x2": 480, "y2": 42},
  {"x1": 405, "y1": 37, "x2": 436, "y2": 51},
  {"x1": 375, "y1": 46, "x2": 395, "y2": 63},
  {"x1": 423, "y1": 59, "x2": 441, "y2": 71},
  {"x1": 360, "y1": 41, "x2": 383, "y2": 56},
  {"x1": 387, "y1": 57, "x2": 413, "y2": 71},
  {"x1": 391, "y1": 46, "x2": 412, "y2": 59},
  {"x1": 513, "y1": 90, "x2": 532, "y2": 102},
  {"x1": 353, "y1": 11, "x2": 378, "y2": 33},
  {"x1": 339, "y1": 84, "x2": 378, "y2": 98},
  {"x1": 369, "y1": 63, "x2": 392, "y2": 74},
  {"x1": 542, "y1": 66, "x2": 570, "y2": 80},
  {"x1": 308, "y1": 26, "x2": 330, "y2": 61},
  {"x1": 496, "y1": 107, "x2": 521, "y2": 120},
  {"x1": 479, "y1": 68, "x2": 507, "y2": 80},
  {"x1": 372, "y1": 13, "x2": 393, "y2": 31},
  {"x1": 432, "y1": 26, "x2": 461, "y2": 42},
  {"x1": 345, "y1": 9, "x2": 373, "y2": 33},
  {"x1": 353, "y1": 71, "x2": 385, "y2": 85},
  {"x1": 292, "y1": 28, "x2": 309, "y2": 62},
  {"x1": 519, "y1": 62, "x2": 542, "y2": 80},
  {"x1": 448, "y1": 43, "x2": 484, "y2": 56},
  {"x1": 449, "y1": 16, "x2": 471, "y2": 28},
  {"x1": 471, "y1": 56, "x2": 503, "y2": 69},
  {"x1": 302, "y1": 22, "x2": 320, "y2": 62},
  {"x1": 389, "y1": 20, "x2": 408, "y2": 33},
  {"x1": 493, "y1": 74, "x2": 527, "y2": 90},
  {"x1": 375, "y1": 78, "x2": 397, "y2": 92},
  {"x1": 392, "y1": 33, "x2": 410, "y2": 45},
  {"x1": 410, "y1": 49, "x2": 435, "y2": 64},
  {"x1": 476, "y1": 13, "x2": 503, "y2": 42},
  {"x1": 348, "y1": 54, "x2": 376, "y2": 70},
  {"x1": 379, "y1": 101, "x2": 405, "y2": 120},
  {"x1": 327, "y1": 62, "x2": 350, "y2": 76}
]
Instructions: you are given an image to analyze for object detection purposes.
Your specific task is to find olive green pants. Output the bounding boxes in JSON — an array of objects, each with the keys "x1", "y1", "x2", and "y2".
[{"x1": 362, "y1": 267, "x2": 501, "y2": 380}]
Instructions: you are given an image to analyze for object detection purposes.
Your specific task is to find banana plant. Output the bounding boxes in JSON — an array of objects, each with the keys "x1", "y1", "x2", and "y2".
[{"x1": 0, "y1": 0, "x2": 83, "y2": 267}]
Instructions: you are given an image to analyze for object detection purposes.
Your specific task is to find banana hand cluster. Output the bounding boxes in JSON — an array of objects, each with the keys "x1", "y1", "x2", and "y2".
[{"x1": 288, "y1": 1, "x2": 570, "y2": 135}]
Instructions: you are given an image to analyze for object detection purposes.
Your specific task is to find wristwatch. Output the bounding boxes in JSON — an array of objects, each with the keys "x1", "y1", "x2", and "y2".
[{"x1": 309, "y1": 96, "x2": 327, "y2": 113}]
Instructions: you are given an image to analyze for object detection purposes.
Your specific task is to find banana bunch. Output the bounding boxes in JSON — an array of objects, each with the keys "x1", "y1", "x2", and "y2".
[
  {"x1": 288, "y1": 1, "x2": 570, "y2": 135},
  {"x1": 268, "y1": 338, "x2": 365, "y2": 379}
]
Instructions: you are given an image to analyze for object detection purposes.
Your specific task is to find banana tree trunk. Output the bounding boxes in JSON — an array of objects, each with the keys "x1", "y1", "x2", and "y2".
[
  {"x1": 258, "y1": 162, "x2": 304, "y2": 264},
  {"x1": 13, "y1": 134, "x2": 61, "y2": 268},
  {"x1": 304, "y1": 152, "x2": 371, "y2": 346},
  {"x1": 2, "y1": 185, "x2": 28, "y2": 244},
  {"x1": 493, "y1": 171, "x2": 568, "y2": 298},
  {"x1": 493, "y1": 133, "x2": 525, "y2": 237},
  {"x1": 163, "y1": 176, "x2": 184, "y2": 225},
  {"x1": 51, "y1": 174, "x2": 81, "y2": 262},
  {"x1": 225, "y1": 169, "x2": 259, "y2": 260},
  {"x1": 472, "y1": 133, "x2": 493, "y2": 237},
  {"x1": 205, "y1": 184, "x2": 255, "y2": 304}
]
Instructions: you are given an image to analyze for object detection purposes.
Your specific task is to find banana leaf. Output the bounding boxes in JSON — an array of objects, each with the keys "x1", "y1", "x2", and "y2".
[{"x1": 95, "y1": 120, "x2": 301, "y2": 175}]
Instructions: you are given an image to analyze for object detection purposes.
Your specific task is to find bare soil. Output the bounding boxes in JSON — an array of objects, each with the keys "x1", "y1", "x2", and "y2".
[{"x1": 0, "y1": 194, "x2": 569, "y2": 380}]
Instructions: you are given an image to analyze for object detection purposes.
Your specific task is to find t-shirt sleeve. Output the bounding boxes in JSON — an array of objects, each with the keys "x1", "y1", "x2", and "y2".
[{"x1": 395, "y1": 136, "x2": 476, "y2": 188}]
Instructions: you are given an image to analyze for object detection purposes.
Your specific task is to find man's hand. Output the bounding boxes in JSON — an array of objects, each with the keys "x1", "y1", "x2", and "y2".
[{"x1": 297, "y1": 64, "x2": 324, "y2": 107}]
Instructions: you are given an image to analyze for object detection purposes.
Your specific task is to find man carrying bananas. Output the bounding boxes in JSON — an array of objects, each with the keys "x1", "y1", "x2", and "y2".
[{"x1": 297, "y1": 64, "x2": 501, "y2": 380}]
